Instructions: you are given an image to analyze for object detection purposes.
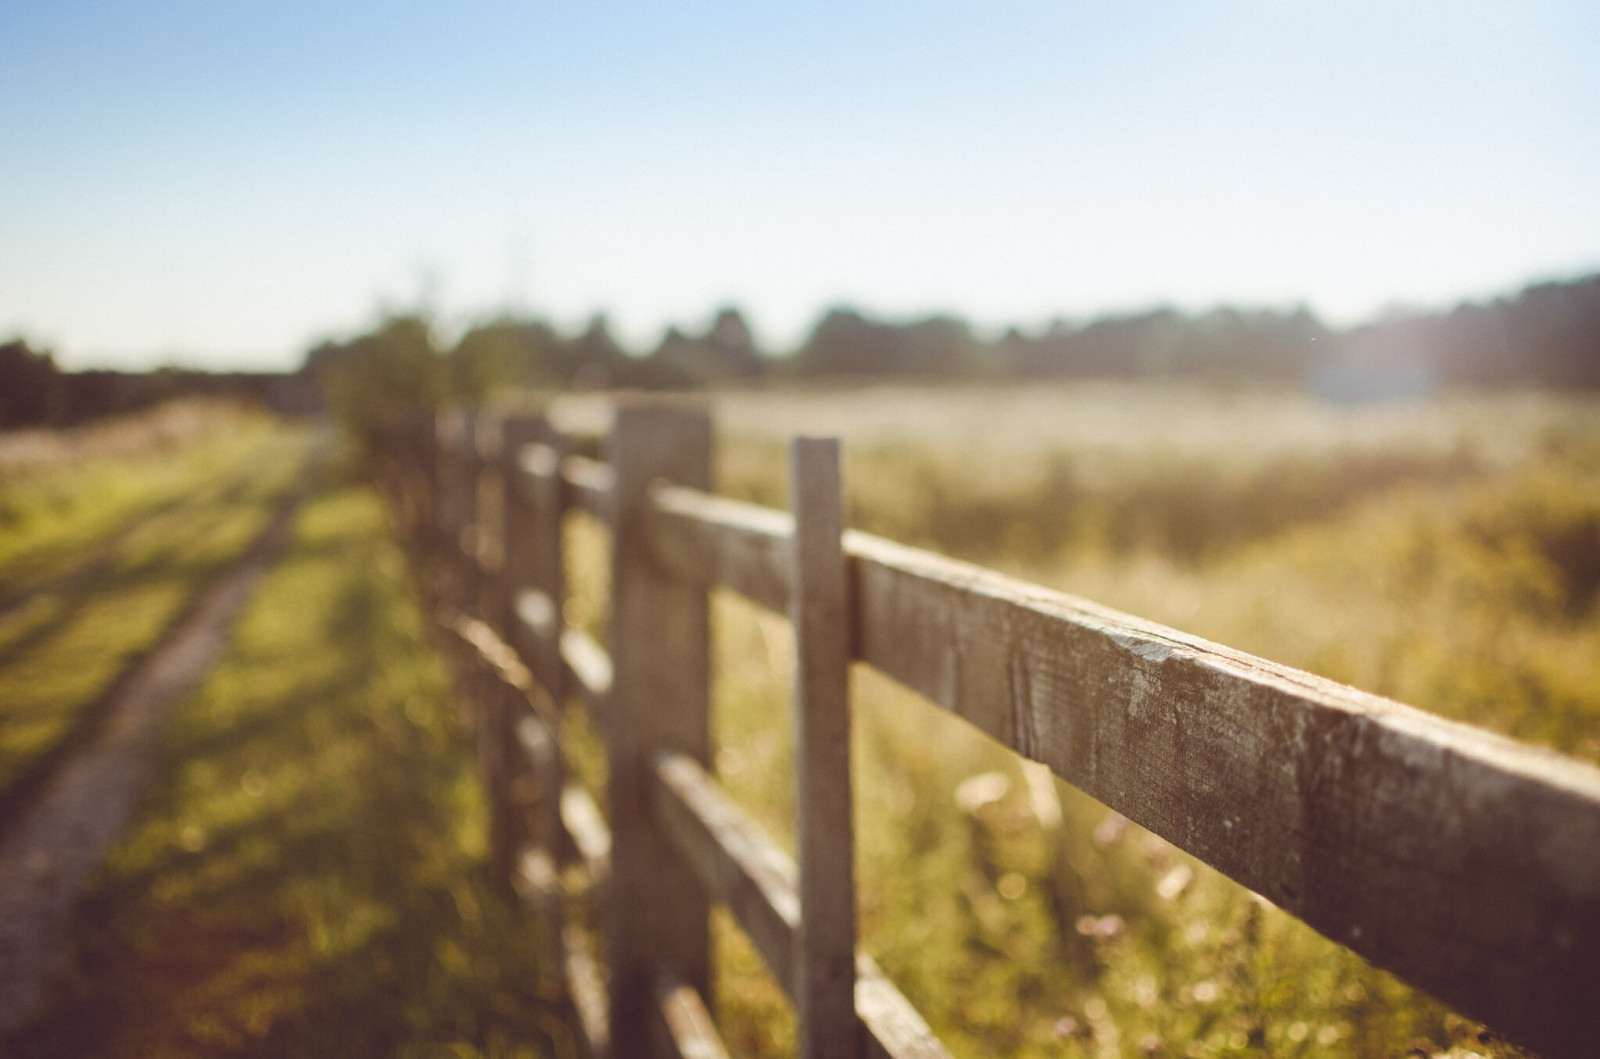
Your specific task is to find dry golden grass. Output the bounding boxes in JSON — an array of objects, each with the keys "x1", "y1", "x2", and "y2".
[{"x1": 565, "y1": 382, "x2": 1598, "y2": 1057}]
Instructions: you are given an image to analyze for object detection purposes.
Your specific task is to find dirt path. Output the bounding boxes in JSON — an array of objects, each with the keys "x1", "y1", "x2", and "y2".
[{"x1": 0, "y1": 475, "x2": 307, "y2": 1035}]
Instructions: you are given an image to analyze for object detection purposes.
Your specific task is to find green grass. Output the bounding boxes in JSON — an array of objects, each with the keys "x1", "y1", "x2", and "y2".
[
  {"x1": 8, "y1": 384, "x2": 1580, "y2": 1057},
  {"x1": 0, "y1": 408, "x2": 289, "y2": 601},
  {"x1": 10, "y1": 469, "x2": 569, "y2": 1057},
  {"x1": 0, "y1": 417, "x2": 309, "y2": 798}
]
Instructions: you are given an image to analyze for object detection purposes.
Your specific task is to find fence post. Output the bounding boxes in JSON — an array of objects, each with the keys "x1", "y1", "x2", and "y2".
[
  {"x1": 790, "y1": 438, "x2": 861, "y2": 1058},
  {"x1": 500, "y1": 413, "x2": 569, "y2": 979},
  {"x1": 607, "y1": 402, "x2": 714, "y2": 1056},
  {"x1": 424, "y1": 410, "x2": 447, "y2": 573},
  {"x1": 473, "y1": 414, "x2": 502, "y2": 626},
  {"x1": 458, "y1": 413, "x2": 509, "y2": 891},
  {"x1": 397, "y1": 411, "x2": 436, "y2": 553},
  {"x1": 503, "y1": 416, "x2": 568, "y2": 708},
  {"x1": 465, "y1": 414, "x2": 518, "y2": 893},
  {"x1": 433, "y1": 408, "x2": 476, "y2": 613}
]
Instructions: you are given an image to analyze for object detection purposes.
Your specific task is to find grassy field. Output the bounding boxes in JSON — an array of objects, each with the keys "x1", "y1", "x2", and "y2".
[
  {"x1": 587, "y1": 382, "x2": 1599, "y2": 1057},
  {"x1": 0, "y1": 408, "x2": 309, "y2": 806},
  {"x1": 7, "y1": 384, "x2": 1592, "y2": 1057},
  {"x1": 10, "y1": 458, "x2": 571, "y2": 1057}
]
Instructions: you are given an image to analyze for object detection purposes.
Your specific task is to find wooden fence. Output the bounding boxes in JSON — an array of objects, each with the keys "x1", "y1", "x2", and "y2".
[{"x1": 381, "y1": 400, "x2": 1600, "y2": 1059}]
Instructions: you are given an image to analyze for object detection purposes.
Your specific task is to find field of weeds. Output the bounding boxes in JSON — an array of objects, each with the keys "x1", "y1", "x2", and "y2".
[{"x1": 578, "y1": 382, "x2": 1599, "y2": 1057}]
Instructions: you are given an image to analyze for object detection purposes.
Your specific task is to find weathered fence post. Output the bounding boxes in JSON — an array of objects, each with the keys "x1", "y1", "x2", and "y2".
[
  {"x1": 607, "y1": 402, "x2": 713, "y2": 1056},
  {"x1": 790, "y1": 438, "x2": 861, "y2": 1058}
]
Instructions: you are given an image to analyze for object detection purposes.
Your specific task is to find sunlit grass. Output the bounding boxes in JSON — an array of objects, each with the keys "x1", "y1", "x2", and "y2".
[
  {"x1": 11, "y1": 469, "x2": 570, "y2": 1057},
  {"x1": 0, "y1": 420, "x2": 308, "y2": 798},
  {"x1": 17, "y1": 385, "x2": 1572, "y2": 1056},
  {"x1": 1050, "y1": 464, "x2": 1600, "y2": 763},
  {"x1": 647, "y1": 385, "x2": 1596, "y2": 1056},
  {"x1": 0, "y1": 408, "x2": 287, "y2": 599}
]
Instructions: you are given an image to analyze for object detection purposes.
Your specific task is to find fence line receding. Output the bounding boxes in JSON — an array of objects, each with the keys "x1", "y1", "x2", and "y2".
[{"x1": 379, "y1": 400, "x2": 1600, "y2": 1059}]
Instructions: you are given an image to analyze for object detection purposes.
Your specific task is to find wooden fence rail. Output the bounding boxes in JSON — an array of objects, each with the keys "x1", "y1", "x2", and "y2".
[{"x1": 380, "y1": 400, "x2": 1600, "y2": 1059}]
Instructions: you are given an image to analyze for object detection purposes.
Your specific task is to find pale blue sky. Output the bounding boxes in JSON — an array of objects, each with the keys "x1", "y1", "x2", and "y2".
[{"x1": 2, "y1": 0, "x2": 1597, "y2": 369}]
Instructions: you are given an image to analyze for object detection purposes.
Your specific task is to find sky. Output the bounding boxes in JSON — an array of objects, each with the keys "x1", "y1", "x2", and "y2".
[{"x1": 2, "y1": 1, "x2": 1597, "y2": 370}]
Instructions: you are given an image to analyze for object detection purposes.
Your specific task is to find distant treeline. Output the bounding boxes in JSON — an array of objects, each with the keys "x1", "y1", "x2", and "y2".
[
  {"x1": 0, "y1": 341, "x2": 318, "y2": 430},
  {"x1": 5, "y1": 271, "x2": 1596, "y2": 434},
  {"x1": 0, "y1": 340, "x2": 321, "y2": 431},
  {"x1": 306, "y1": 271, "x2": 1600, "y2": 404}
]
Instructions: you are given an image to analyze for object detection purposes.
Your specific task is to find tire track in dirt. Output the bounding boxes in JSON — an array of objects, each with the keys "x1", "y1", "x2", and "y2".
[{"x1": 0, "y1": 461, "x2": 312, "y2": 1036}]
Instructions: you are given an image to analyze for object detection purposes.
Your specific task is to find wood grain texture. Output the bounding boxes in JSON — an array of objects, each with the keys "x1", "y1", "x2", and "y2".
[
  {"x1": 650, "y1": 751, "x2": 951, "y2": 1059},
  {"x1": 847, "y1": 529, "x2": 1600, "y2": 1057},
  {"x1": 605, "y1": 403, "x2": 715, "y2": 1056},
  {"x1": 789, "y1": 438, "x2": 860, "y2": 1059},
  {"x1": 653, "y1": 970, "x2": 731, "y2": 1059}
]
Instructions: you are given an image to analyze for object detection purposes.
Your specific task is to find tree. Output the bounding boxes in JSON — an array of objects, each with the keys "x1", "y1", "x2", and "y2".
[
  {"x1": 0, "y1": 339, "x2": 63, "y2": 428},
  {"x1": 565, "y1": 314, "x2": 630, "y2": 389},
  {"x1": 305, "y1": 315, "x2": 446, "y2": 453},
  {"x1": 639, "y1": 307, "x2": 767, "y2": 388},
  {"x1": 793, "y1": 308, "x2": 902, "y2": 377}
]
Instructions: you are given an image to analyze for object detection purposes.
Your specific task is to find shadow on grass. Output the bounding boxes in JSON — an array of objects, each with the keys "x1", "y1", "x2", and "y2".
[
  {"x1": 6, "y1": 477, "x2": 573, "y2": 1058},
  {"x1": 0, "y1": 472, "x2": 283, "y2": 672},
  {"x1": 0, "y1": 489, "x2": 190, "y2": 619},
  {"x1": 0, "y1": 446, "x2": 273, "y2": 614},
  {"x1": 0, "y1": 456, "x2": 315, "y2": 827}
]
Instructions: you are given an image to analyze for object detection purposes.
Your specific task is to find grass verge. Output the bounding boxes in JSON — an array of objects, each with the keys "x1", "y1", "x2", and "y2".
[
  {"x1": 7, "y1": 468, "x2": 569, "y2": 1057},
  {"x1": 0, "y1": 419, "x2": 309, "y2": 804},
  {"x1": 0, "y1": 407, "x2": 290, "y2": 601}
]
